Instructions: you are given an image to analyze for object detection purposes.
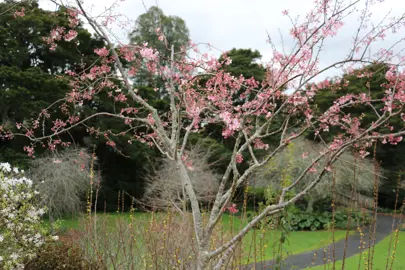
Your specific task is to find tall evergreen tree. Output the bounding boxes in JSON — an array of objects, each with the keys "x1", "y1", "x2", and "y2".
[
  {"x1": 0, "y1": 1, "x2": 151, "y2": 207},
  {"x1": 0, "y1": 0, "x2": 103, "y2": 165},
  {"x1": 128, "y1": 6, "x2": 189, "y2": 88}
]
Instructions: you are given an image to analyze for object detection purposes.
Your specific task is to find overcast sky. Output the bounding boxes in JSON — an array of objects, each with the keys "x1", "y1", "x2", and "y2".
[{"x1": 39, "y1": 0, "x2": 405, "y2": 80}]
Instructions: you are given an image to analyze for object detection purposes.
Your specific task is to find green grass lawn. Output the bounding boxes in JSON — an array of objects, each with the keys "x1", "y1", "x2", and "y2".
[
  {"x1": 219, "y1": 214, "x2": 350, "y2": 264},
  {"x1": 241, "y1": 229, "x2": 350, "y2": 264},
  {"x1": 308, "y1": 232, "x2": 405, "y2": 270},
  {"x1": 46, "y1": 212, "x2": 351, "y2": 264},
  {"x1": 44, "y1": 211, "x2": 149, "y2": 230}
]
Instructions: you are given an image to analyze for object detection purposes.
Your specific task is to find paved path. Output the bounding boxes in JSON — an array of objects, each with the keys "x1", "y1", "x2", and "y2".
[{"x1": 242, "y1": 215, "x2": 401, "y2": 270}]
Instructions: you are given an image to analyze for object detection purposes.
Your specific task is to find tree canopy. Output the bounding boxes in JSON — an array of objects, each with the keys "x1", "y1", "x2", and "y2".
[
  {"x1": 219, "y1": 48, "x2": 266, "y2": 82},
  {"x1": 129, "y1": 6, "x2": 189, "y2": 61}
]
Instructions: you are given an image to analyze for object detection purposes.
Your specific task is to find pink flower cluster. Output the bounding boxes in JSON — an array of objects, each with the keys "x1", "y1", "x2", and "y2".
[
  {"x1": 181, "y1": 154, "x2": 194, "y2": 170},
  {"x1": 139, "y1": 44, "x2": 158, "y2": 61},
  {"x1": 253, "y1": 139, "x2": 269, "y2": 150},
  {"x1": 94, "y1": 47, "x2": 109, "y2": 57},
  {"x1": 67, "y1": 8, "x2": 79, "y2": 28},
  {"x1": 43, "y1": 26, "x2": 78, "y2": 50},
  {"x1": 235, "y1": 153, "x2": 243, "y2": 164},
  {"x1": 13, "y1": 7, "x2": 25, "y2": 18},
  {"x1": 219, "y1": 112, "x2": 241, "y2": 138},
  {"x1": 223, "y1": 203, "x2": 239, "y2": 214}
]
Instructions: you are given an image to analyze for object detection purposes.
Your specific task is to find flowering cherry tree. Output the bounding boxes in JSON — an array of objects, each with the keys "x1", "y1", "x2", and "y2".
[{"x1": 3, "y1": 0, "x2": 405, "y2": 268}]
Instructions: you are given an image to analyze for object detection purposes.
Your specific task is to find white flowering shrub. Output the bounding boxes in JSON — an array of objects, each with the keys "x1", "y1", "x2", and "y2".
[{"x1": 0, "y1": 163, "x2": 50, "y2": 269}]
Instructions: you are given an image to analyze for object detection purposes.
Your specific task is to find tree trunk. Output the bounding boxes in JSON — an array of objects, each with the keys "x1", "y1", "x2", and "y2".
[
  {"x1": 176, "y1": 160, "x2": 213, "y2": 269},
  {"x1": 196, "y1": 252, "x2": 209, "y2": 270},
  {"x1": 182, "y1": 176, "x2": 187, "y2": 212},
  {"x1": 49, "y1": 213, "x2": 54, "y2": 225},
  {"x1": 306, "y1": 198, "x2": 315, "y2": 213}
]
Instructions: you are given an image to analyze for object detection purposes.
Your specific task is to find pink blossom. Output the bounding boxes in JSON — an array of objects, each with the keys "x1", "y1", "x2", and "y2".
[
  {"x1": 219, "y1": 112, "x2": 241, "y2": 133},
  {"x1": 41, "y1": 109, "x2": 50, "y2": 118},
  {"x1": 106, "y1": 140, "x2": 116, "y2": 148},
  {"x1": 23, "y1": 146, "x2": 35, "y2": 158},
  {"x1": 359, "y1": 150, "x2": 369, "y2": 158},
  {"x1": 51, "y1": 119, "x2": 67, "y2": 132},
  {"x1": 304, "y1": 108, "x2": 313, "y2": 120},
  {"x1": 223, "y1": 203, "x2": 239, "y2": 214},
  {"x1": 32, "y1": 120, "x2": 39, "y2": 129},
  {"x1": 67, "y1": 8, "x2": 79, "y2": 27},
  {"x1": 140, "y1": 47, "x2": 158, "y2": 61},
  {"x1": 120, "y1": 46, "x2": 135, "y2": 61},
  {"x1": 282, "y1": 10, "x2": 289, "y2": 15},
  {"x1": 254, "y1": 139, "x2": 269, "y2": 150},
  {"x1": 227, "y1": 203, "x2": 239, "y2": 214},
  {"x1": 181, "y1": 154, "x2": 194, "y2": 170},
  {"x1": 146, "y1": 62, "x2": 157, "y2": 73},
  {"x1": 64, "y1": 30, "x2": 78, "y2": 42},
  {"x1": 289, "y1": 94, "x2": 308, "y2": 106},
  {"x1": 388, "y1": 135, "x2": 403, "y2": 145},
  {"x1": 68, "y1": 17, "x2": 79, "y2": 28},
  {"x1": 329, "y1": 138, "x2": 343, "y2": 151},
  {"x1": 65, "y1": 70, "x2": 76, "y2": 76},
  {"x1": 94, "y1": 47, "x2": 109, "y2": 57},
  {"x1": 235, "y1": 153, "x2": 243, "y2": 164},
  {"x1": 50, "y1": 27, "x2": 65, "y2": 40},
  {"x1": 115, "y1": 93, "x2": 127, "y2": 102},
  {"x1": 301, "y1": 152, "x2": 309, "y2": 159},
  {"x1": 128, "y1": 67, "x2": 137, "y2": 76},
  {"x1": 147, "y1": 113, "x2": 155, "y2": 125},
  {"x1": 13, "y1": 7, "x2": 25, "y2": 18},
  {"x1": 25, "y1": 129, "x2": 34, "y2": 137},
  {"x1": 99, "y1": 65, "x2": 111, "y2": 74},
  {"x1": 43, "y1": 26, "x2": 66, "y2": 50},
  {"x1": 121, "y1": 107, "x2": 138, "y2": 114}
]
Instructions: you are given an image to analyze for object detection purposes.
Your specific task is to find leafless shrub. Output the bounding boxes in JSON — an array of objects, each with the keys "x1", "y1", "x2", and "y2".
[
  {"x1": 29, "y1": 148, "x2": 93, "y2": 220},
  {"x1": 73, "y1": 213, "x2": 198, "y2": 269},
  {"x1": 73, "y1": 212, "x2": 242, "y2": 270},
  {"x1": 144, "y1": 143, "x2": 221, "y2": 212},
  {"x1": 252, "y1": 138, "x2": 382, "y2": 211}
]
